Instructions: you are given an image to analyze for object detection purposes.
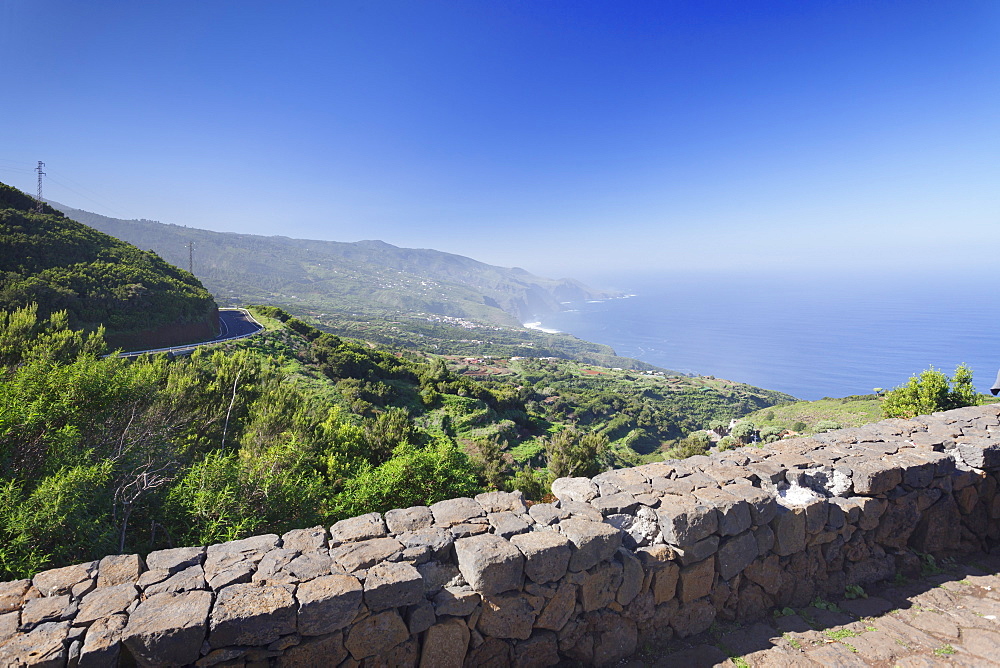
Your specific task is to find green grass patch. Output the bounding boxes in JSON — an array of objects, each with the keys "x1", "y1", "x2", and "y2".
[
  {"x1": 934, "y1": 644, "x2": 956, "y2": 656},
  {"x1": 825, "y1": 629, "x2": 860, "y2": 641}
]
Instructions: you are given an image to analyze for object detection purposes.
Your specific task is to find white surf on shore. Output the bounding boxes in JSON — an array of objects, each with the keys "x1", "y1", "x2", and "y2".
[{"x1": 523, "y1": 321, "x2": 561, "y2": 334}]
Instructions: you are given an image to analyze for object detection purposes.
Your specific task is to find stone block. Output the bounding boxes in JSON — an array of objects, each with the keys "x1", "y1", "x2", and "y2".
[
  {"x1": 0, "y1": 579, "x2": 30, "y2": 614},
  {"x1": 652, "y1": 562, "x2": 680, "y2": 604},
  {"x1": 33, "y1": 561, "x2": 96, "y2": 597},
  {"x1": 716, "y1": 530, "x2": 758, "y2": 581},
  {"x1": 397, "y1": 527, "x2": 454, "y2": 561},
  {"x1": 344, "y1": 610, "x2": 409, "y2": 660},
  {"x1": 417, "y1": 561, "x2": 461, "y2": 594},
  {"x1": 285, "y1": 552, "x2": 333, "y2": 581},
  {"x1": 591, "y1": 613, "x2": 638, "y2": 666},
  {"x1": 123, "y1": 591, "x2": 212, "y2": 666},
  {"x1": 76, "y1": 583, "x2": 137, "y2": 625},
  {"x1": 693, "y1": 488, "x2": 751, "y2": 536},
  {"x1": 527, "y1": 503, "x2": 568, "y2": 526},
  {"x1": 20, "y1": 595, "x2": 76, "y2": 630},
  {"x1": 433, "y1": 586, "x2": 481, "y2": 617},
  {"x1": 275, "y1": 631, "x2": 347, "y2": 667},
  {"x1": 580, "y1": 560, "x2": 623, "y2": 612},
  {"x1": 96, "y1": 554, "x2": 143, "y2": 588},
  {"x1": 253, "y1": 547, "x2": 299, "y2": 585},
  {"x1": 616, "y1": 548, "x2": 643, "y2": 606},
  {"x1": 296, "y1": 573, "x2": 362, "y2": 636},
  {"x1": 673, "y1": 535, "x2": 719, "y2": 566},
  {"x1": 204, "y1": 534, "x2": 278, "y2": 589},
  {"x1": 420, "y1": 618, "x2": 470, "y2": 668},
  {"x1": 656, "y1": 497, "x2": 719, "y2": 547},
  {"x1": 77, "y1": 613, "x2": 127, "y2": 668},
  {"x1": 145, "y1": 546, "x2": 204, "y2": 574},
  {"x1": 559, "y1": 518, "x2": 622, "y2": 572},
  {"x1": 671, "y1": 599, "x2": 716, "y2": 638},
  {"x1": 144, "y1": 565, "x2": 206, "y2": 596},
  {"x1": 448, "y1": 521, "x2": 489, "y2": 539},
  {"x1": 430, "y1": 497, "x2": 485, "y2": 527},
  {"x1": 209, "y1": 582, "x2": 297, "y2": 648},
  {"x1": 329, "y1": 537, "x2": 403, "y2": 572},
  {"x1": 535, "y1": 582, "x2": 576, "y2": 631},
  {"x1": 478, "y1": 592, "x2": 536, "y2": 640},
  {"x1": 855, "y1": 496, "x2": 887, "y2": 530},
  {"x1": 513, "y1": 630, "x2": 560, "y2": 668},
  {"x1": 364, "y1": 561, "x2": 423, "y2": 611},
  {"x1": 476, "y1": 490, "x2": 528, "y2": 514},
  {"x1": 957, "y1": 441, "x2": 1000, "y2": 470},
  {"x1": 0, "y1": 621, "x2": 68, "y2": 667},
  {"x1": 753, "y1": 525, "x2": 775, "y2": 554},
  {"x1": 803, "y1": 497, "x2": 828, "y2": 534},
  {"x1": 281, "y1": 525, "x2": 328, "y2": 552},
  {"x1": 558, "y1": 500, "x2": 604, "y2": 522},
  {"x1": 550, "y1": 477, "x2": 599, "y2": 503},
  {"x1": 726, "y1": 485, "x2": 777, "y2": 525},
  {"x1": 591, "y1": 492, "x2": 639, "y2": 516},
  {"x1": 851, "y1": 460, "x2": 903, "y2": 495},
  {"x1": 406, "y1": 599, "x2": 436, "y2": 635},
  {"x1": 330, "y1": 512, "x2": 387, "y2": 544},
  {"x1": 384, "y1": 506, "x2": 434, "y2": 534},
  {"x1": 678, "y1": 558, "x2": 715, "y2": 603},
  {"x1": 454, "y1": 533, "x2": 524, "y2": 595},
  {"x1": 0, "y1": 611, "x2": 17, "y2": 644},
  {"x1": 606, "y1": 506, "x2": 659, "y2": 549},
  {"x1": 771, "y1": 505, "x2": 806, "y2": 556},
  {"x1": 487, "y1": 511, "x2": 530, "y2": 539},
  {"x1": 510, "y1": 530, "x2": 571, "y2": 584}
]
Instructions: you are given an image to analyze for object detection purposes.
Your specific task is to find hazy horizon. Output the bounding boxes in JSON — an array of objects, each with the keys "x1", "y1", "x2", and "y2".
[{"x1": 3, "y1": 1, "x2": 998, "y2": 281}]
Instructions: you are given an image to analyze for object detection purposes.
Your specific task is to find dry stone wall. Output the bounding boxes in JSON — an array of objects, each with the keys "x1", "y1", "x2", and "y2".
[{"x1": 2, "y1": 404, "x2": 1000, "y2": 667}]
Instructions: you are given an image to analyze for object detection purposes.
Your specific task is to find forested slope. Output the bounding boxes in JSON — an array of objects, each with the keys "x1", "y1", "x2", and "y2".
[{"x1": 0, "y1": 183, "x2": 218, "y2": 349}]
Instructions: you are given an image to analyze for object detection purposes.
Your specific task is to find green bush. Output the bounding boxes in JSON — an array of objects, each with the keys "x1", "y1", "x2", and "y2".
[{"x1": 882, "y1": 365, "x2": 978, "y2": 419}]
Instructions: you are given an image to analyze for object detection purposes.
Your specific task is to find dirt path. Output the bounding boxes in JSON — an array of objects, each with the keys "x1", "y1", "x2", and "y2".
[{"x1": 620, "y1": 552, "x2": 1000, "y2": 667}]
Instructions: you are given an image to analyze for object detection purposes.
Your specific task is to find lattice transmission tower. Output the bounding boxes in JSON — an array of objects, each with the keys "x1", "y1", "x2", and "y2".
[{"x1": 35, "y1": 161, "x2": 45, "y2": 212}]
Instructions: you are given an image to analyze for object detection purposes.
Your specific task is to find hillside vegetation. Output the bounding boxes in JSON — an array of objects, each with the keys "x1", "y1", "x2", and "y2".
[
  {"x1": 304, "y1": 309, "x2": 672, "y2": 372},
  {"x1": 52, "y1": 203, "x2": 618, "y2": 326},
  {"x1": 0, "y1": 183, "x2": 218, "y2": 349},
  {"x1": 0, "y1": 302, "x2": 790, "y2": 579}
]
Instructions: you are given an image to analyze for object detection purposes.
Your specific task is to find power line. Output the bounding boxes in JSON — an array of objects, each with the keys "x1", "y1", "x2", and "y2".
[{"x1": 43, "y1": 172, "x2": 137, "y2": 220}]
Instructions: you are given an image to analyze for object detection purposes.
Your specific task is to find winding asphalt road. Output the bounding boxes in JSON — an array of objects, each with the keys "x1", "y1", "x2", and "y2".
[{"x1": 113, "y1": 308, "x2": 264, "y2": 358}]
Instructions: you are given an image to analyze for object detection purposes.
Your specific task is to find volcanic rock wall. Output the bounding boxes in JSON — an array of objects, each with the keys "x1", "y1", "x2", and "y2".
[{"x1": 2, "y1": 404, "x2": 999, "y2": 667}]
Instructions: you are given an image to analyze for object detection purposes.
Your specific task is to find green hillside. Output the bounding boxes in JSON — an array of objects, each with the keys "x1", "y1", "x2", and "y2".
[
  {"x1": 1, "y1": 183, "x2": 218, "y2": 350},
  {"x1": 739, "y1": 395, "x2": 885, "y2": 437},
  {"x1": 0, "y1": 301, "x2": 793, "y2": 579},
  {"x1": 51, "y1": 202, "x2": 618, "y2": 326}
]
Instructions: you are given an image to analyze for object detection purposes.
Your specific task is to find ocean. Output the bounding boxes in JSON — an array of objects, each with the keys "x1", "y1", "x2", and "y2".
[{"x1": 530, "y1": 273, "x2": 999, "y2": 401}]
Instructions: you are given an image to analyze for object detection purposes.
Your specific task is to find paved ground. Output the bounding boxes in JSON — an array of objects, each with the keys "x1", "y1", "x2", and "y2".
[{"x1": 624, "y1": 552, "x2": 1000, "y2": 667}]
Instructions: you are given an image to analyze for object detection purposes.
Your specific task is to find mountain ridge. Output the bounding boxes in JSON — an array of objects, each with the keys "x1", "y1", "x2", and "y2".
[{"x1": 50, "y1": 202, "x2": 619, "y2": 326}]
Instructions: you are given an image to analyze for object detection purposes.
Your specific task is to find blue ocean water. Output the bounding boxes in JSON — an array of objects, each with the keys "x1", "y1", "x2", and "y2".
[{"x1": 533, "y1": 273, "x2": 1000, "y2": 401}]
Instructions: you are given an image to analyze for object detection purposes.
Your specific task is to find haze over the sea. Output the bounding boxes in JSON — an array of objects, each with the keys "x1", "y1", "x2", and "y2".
[{"x1": 535, "y1": 272, "x2": 1000, "y2": 402}]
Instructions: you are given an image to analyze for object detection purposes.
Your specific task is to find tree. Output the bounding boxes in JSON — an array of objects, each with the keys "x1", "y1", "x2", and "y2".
[
  {"x1": 730, "y1": 422, "x2": 757, "y2": 445},
  {"x1": 545, "y1": 428, "x2": 607, "y2": 479},
  {"x1": 882, "y1": 364, "x2": 978, "y2": 419}
]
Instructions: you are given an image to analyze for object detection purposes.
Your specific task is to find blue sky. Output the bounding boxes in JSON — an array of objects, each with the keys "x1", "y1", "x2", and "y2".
[{"x1": 2, "y1": 1, "x2": 998, "y2": 283}]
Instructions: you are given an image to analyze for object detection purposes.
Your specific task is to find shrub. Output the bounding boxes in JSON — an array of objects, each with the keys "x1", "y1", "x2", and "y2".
[{"x1": 882, "y1": 364, "x2": 978, "y2": 419}]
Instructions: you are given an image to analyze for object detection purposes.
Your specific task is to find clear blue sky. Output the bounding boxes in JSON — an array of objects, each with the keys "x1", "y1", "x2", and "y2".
[{"x1": 2, "y1": 1, "x2": 998, "y2": 283}]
